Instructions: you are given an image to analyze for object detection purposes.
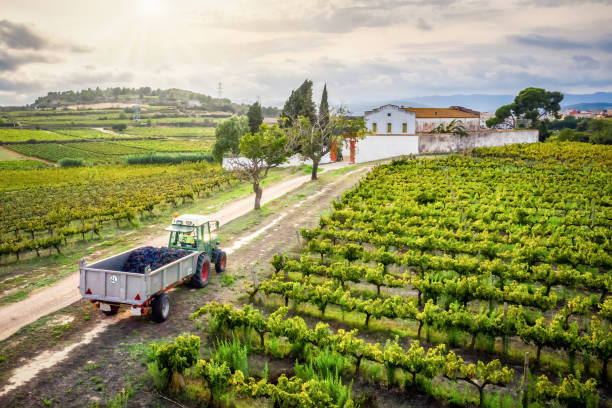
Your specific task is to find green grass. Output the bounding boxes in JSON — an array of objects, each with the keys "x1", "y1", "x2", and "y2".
[
  {"x1": 221, "y1": 274, "x2": 235, "y2": 287},
  {"x1": 52, "y1": 323, "x2": 71, "y2": 338}
]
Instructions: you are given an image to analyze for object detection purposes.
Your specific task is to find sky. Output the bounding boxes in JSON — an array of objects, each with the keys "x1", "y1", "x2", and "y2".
[{"x1": 0, "y1": 0, "x2": 611, "y2": 107}]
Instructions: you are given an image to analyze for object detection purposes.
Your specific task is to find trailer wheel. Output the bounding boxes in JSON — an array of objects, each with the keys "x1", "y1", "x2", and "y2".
[
  {"x1": 102, "y1": 305, "x2": 119, "y2": 316},
  {"x1": 191, "y1": 254, "x2": 210, "y2": 288},
  {"x1": 215, "y1": 251, "x2": 227, "y2": 273},
  {"x1": 151, "y1": 293, "x2": 170, "y2": 322}
]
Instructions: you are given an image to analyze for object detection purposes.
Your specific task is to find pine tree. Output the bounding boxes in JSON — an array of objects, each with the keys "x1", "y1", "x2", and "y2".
[
  {"x1": 280, "y1": 79, "x2": 316, "y2": 127},
  {"x1": 247, "y1": 101, "x2": 263, "y2": 134}
]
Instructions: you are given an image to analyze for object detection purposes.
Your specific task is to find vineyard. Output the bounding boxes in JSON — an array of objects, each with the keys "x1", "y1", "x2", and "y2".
[
  {"x1": 170, "y1": 142, "x2": 611, "y2": 407},
  {"x1": 118, "y1": 126, "x2": 216, "y2": 138},
  {"x1": 0, "y1": 129, "x2": 215, "y2": 164},
  {"x1": 7, "y1": 143, "x2": 114, "y2": 163},
  {"x1": 0, "y1": 162, "x2": 234, "y2": 261}
]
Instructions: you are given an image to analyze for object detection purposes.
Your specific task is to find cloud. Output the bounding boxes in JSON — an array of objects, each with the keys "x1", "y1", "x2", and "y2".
[
  {"x1": 572, "y1": 55, "x2": 600, "y2": 69},
  {"x1": 514, "y1": 0, "x2": 612, "y2": 7},
  {"x1": 416, "y1": 17, "x2": 432, "y2": 31},
  {"x1": 206, "y1": 0, "x2": 459, "y2": 33},
  {"x1": 509, "y1": 34, "x2": 585, "y2": 50},
  {"x1": 0, "y1": 19, "x2": 92, "y2": 54},
  {"x1": 0, "y1": 51, "x2": 54, "y2": 72},
  {"x1": 0, "y1": 20, "x2": 48, "y2": 50}
]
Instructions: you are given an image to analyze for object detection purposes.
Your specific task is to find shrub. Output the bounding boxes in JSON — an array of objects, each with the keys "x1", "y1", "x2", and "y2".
[
  {"x1": 58, "y1": 157, "x2": 84, "y2": 167},
  {"x1": 149, "y1": 334, "x2": 200, "y2": 390},
  {"x1": 126, "y1": 152, "x2": 214, "y2": 165},
  {"x1": 112, "y1": 124, "x2": 127, "y2": 131}
]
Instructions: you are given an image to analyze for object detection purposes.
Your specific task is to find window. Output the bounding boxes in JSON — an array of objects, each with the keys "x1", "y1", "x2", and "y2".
[
  {"x1": 372, "y1": 123, "x2": 377, "y2": 133},
  {"x1": 402, "y1": 123, "x2": 407, "y2": 133},
  {"x1": 387, "y1": 123, "x2": 392, "y2": 133}
]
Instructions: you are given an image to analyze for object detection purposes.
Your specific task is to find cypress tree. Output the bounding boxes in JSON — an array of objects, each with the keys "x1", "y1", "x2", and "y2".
[
  {"x1": 319, "y1": 83, "x2": 329, "y2": 128},
  {"x1": 247, "y1": 101, "x2": 264, "y2": 133}
]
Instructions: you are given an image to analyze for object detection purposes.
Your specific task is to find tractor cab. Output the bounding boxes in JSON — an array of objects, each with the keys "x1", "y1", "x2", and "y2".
[{"x1": 165, "y1": 214, "x2": 220, "y2": 254}]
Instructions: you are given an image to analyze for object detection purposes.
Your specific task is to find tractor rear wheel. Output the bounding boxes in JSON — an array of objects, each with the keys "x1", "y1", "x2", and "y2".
[
  {"x1": 215, "y1": 251, "x2": 227, "y2": 273},
  {"x1": 151, "y1": 293, "x2": 170, "y2": 322},
  {"x1": 191, "y1": 254, "x2": 211, "y2": 288}
]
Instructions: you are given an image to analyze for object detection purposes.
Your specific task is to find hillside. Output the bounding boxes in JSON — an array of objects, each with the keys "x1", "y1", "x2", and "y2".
[{"x1": 29, "y1": 87, "x2": 280, "y2": 116}]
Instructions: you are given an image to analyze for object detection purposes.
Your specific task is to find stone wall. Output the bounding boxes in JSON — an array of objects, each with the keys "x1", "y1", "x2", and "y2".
[
  {"x1": 415, "y1": 117, "x2": 480, "y2": 133},
  {"x1": 418, "y1": 130, "x2": 538, "y2": 154}
]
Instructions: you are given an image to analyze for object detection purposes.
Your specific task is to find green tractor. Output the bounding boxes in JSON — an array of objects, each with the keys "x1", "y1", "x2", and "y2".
[{"x1": 165, "y1": 213, "x2": 227, "y2": 288}]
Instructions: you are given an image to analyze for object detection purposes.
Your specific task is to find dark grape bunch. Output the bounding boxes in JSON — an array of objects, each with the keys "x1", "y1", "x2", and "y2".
[{"x1": 122, "y1": 246, "x2": 191, "y2": 274}]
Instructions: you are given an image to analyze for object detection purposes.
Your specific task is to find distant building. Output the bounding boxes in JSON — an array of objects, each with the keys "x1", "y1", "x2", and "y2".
[
  {"x1": 479, "y1": 112, "x2": 494, "y2": 129},
  {"x1": 363, "y1": 104, "x2": 480, "y2": 135}
]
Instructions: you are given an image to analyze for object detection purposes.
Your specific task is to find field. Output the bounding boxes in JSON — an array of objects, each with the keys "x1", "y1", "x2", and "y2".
[
  {"x1": 120, "y1": 125, "x2": 216, "y2": 138},
  {"x1": 52, "y1": 128, "x2": 116, "y2": 139},
  {"x1": 3, "y1": 106, "x2": 225, "y2": 127},
  {"x1": 0, "y1": 159, "x2": 48, "y2": 170},
  {"x1": 163, "y1": 142, "x2": 610, "y2": 407},
  {"x1": 0, "y1": 162, "x2": 233, "y2": 260},
  {"x1": 0, "y1": 120, "x2": 217, "y2": 164},
  {"x1": 0, "y1": 129, "x2": 75, "y2": 143}
]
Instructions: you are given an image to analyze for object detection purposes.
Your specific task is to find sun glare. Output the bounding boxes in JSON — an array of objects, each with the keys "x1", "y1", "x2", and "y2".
[{"x1": 137, "y1": 0, "x2": 164, "y2": 18}]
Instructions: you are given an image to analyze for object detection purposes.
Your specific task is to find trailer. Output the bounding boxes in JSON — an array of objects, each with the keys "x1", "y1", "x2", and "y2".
[{"x1": 79, "y1": 215, "x2": 227, "y2": 322}]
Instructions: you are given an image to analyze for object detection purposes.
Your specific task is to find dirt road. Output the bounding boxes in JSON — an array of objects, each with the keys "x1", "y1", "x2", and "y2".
[{"x1": 0, "y1": 162, "x2": 348, "y2": 342}]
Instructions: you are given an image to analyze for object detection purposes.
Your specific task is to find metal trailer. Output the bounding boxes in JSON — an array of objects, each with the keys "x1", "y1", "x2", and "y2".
[{"x1": 79, "y1": 246, "x2": 200, "y2": 322}]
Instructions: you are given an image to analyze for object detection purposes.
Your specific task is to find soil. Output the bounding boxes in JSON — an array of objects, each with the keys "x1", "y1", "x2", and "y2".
[{"x1": 0, "y1": 163, "x2": 386, "y2": 407}]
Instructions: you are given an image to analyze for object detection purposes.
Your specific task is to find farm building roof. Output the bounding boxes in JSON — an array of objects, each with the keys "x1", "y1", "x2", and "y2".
[{"x1": 405, "y1": 107, "x2": 479, "y2": 118}]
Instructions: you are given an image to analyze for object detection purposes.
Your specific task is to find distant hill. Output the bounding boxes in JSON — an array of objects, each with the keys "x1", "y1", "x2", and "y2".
[
  {"x1": 347, "y1": 92, "x2": 612, "y2": 115},
  {"x1": 562, "y1": 102, "x2": 612, "y2": 111},
  {"x1": 29, "y1": 87, "x2": 280, "y2": 116}
]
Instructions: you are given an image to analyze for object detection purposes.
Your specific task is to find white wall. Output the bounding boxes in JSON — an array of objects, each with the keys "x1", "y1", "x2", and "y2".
[
  {"x1": 341, "y1": 135, "x2": 419, "y2": 163},
  {"x1": 364, "y1": 105, "x2": 416, "y2": 135}
]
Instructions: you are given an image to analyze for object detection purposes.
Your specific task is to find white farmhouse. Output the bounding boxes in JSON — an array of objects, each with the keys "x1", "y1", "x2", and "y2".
[{"x1": 364, "y1": 104, "x2": 480, "y2": 134}]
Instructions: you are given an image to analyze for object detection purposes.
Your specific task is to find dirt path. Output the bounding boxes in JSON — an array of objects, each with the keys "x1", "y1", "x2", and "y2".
[
  {"x1": 0, "y1": 162, "x2": 348, "y2": 342},
  {"x1": 0, "y1": 163, "x2": 370, "y2": 407}
]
